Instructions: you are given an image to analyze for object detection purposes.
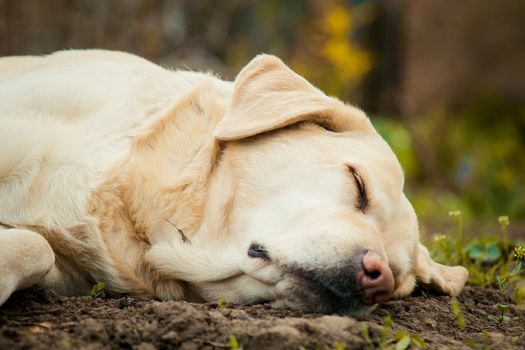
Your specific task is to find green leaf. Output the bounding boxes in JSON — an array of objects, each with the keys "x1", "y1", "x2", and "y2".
[
  {"x1": 87, "y1": 281, "x2": 106, "y2": 299},
  {"x1": 466, "y1": 242, "x2": 484, "y2": 260},
  {"x1": 384, "y1": 315, "x2": 393, "y2": 328},
  {"x1": 410, "y1": 334, "x2": 426, "y2": 348},
  {"x1": 497, "y1": 304, "x2": 509, "y2": 314},
  {"x1": 465, "y1": 337, "x2": 475, "y2": 348},
  {"x1": 393, "y1": 331, "x2": 407, "y2": 341},
  {"x1": 228, "y1": 335, "x2": 239, "y2": 350},
  {"x1": 395, "y1": 335, "x2": 411, "y2": 350},
  {"x1": 361, "y1": 323, "x2": 372, "y2": 344},
  {"x1": 486, "y1": 242, "x2": 502, "y2": 262},
  {"x1": 216, "y1": 297, "x2": 226, "y2": 309},
  {"x1": 487, "y1": 315, "x2": 499, "y2": 322},
  {"x1": 510, "y1": 261, "x2": 522, "y2": 276},
  {"x1": 380, "y1": 316, "x2": 393, "y2": 344},
  {"x1": 334, "y1": 340, "x2": 346, "y2": 350}
]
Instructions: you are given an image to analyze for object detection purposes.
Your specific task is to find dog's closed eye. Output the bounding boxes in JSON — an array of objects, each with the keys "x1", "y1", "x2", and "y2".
[{"x1": 347, "y1": 166, "x2": 368, "y2": 212}]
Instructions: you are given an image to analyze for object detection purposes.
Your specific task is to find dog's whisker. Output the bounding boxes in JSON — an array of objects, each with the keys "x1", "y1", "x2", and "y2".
[{"x1": 164, "y1": 218, "x2": 191, "y2": 244}]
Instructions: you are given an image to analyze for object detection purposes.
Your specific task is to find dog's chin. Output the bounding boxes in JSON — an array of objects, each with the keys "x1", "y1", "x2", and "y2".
[
  {"x1": 238, "y1": 262, "x2": 373, "y2": 316},
  {"x1": 264, "y1": 276, "x2": 374, "y2": 317},
  {"x1": 269, "y1": 292, "x2": 374, "y2": 318}
]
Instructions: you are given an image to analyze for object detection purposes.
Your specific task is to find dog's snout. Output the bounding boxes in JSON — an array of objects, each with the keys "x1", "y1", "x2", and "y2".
[
  {"x1": 358, "y1": 251, "x2": 395, "y2": 305},
  {"x1": 247, "y1": 243, "x2": 270, "y2": 260}
]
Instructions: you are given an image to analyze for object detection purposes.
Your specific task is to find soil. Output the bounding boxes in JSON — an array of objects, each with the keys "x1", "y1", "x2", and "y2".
[{"x1": 0, "y1": 286, "x2": 523, "y2": 350}]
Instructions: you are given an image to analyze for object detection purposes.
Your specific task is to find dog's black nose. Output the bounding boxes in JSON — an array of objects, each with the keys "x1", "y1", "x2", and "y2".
[{"x1": 247, "y1": 243, "x2": 270, "y2": 260}]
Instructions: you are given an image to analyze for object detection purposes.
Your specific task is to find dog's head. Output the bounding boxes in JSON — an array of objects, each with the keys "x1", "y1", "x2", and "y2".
[{"x1": 146, "y1": 55, "x2": 468, "y2": 315}]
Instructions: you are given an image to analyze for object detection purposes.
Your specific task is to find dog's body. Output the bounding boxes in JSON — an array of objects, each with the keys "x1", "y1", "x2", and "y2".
[{"x1": 0, "y1": 50, "x2": 468, "y2": 314}]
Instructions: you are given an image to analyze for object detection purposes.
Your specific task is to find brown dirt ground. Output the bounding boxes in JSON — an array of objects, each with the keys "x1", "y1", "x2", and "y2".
[{"x1": 0, "y1": 286, "x2": 523, "y2": 350}]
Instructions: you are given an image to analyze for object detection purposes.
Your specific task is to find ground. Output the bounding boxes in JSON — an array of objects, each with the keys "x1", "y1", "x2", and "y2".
[{"x1": 0, "y1": 286, "x2": 523, "y2": 350}]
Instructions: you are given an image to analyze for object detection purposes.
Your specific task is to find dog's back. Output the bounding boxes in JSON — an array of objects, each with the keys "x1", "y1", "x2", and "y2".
[
  {"x1": 0, "y1": 50, "x2": 203, "y2": 228},
  {"x1": 0, "y1": 55, "x2": 43, "y2": 81},
  {"x1": 0, "y1": 50, "x2": 229, "y2": 297}
]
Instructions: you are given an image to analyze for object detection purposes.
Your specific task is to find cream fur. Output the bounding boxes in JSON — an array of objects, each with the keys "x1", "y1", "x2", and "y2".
[{"x1": 0, "y1": 50, "x2": 468, "y2": 312}]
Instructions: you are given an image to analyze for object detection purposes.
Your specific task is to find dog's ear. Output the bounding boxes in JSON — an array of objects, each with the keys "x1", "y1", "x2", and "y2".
[
  {"x1": 414, "y1": 243, "x2": 469, "y2": 296},
  {"x1": 213, "y1": 54, "x2": 373, "y2": 141}
]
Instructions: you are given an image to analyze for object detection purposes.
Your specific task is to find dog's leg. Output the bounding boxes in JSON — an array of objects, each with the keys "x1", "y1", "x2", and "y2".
[{"x1": 0, "y1": 228, "x2": 55, "y2": 306}]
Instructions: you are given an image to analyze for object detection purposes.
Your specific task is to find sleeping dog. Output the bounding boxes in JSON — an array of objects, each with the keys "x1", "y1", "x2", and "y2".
[{"x1": 0, "y1": 50, "x2": 468, "y2": 315}]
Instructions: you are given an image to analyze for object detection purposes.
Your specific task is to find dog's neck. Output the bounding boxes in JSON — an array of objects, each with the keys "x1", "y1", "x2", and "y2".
[
  {"x1": 82, "y1": 79, "x2": 234, "y2": 299},
  {"x1": 90, "y1": 79, "x2": 228, "y2": 243}
]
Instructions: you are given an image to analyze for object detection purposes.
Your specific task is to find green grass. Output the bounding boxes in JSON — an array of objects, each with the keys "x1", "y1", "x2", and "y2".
[
  {"x1": 357, "y1": 212, "x2": 524, "y2": 349},
  {"x1": 487, "y1": 304, "x2": 511, "y2": 323},
  {"x1": 450, "y1": 298, "x2": 465, "y2": 329},
  {"x1": 216, "y1": 297, "x2": 226, "y2": 309},
  {"x1": 87, "y1": 281, "x2": 106, "y2": 299},
  {"x1": 228, "y1": 334, "x2": 241, "y2": 350},
  {"x1": 430, "y1": 211, "x2": 524, "y2": 346},
  {"x1": 428, "y1": 212, "x2": 525, "y2": 301},
  {"x1": 361, "y1": 315, "x2": 426, "y2": 350}
]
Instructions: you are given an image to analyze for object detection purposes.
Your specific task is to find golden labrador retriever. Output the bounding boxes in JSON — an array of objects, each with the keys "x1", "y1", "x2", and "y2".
[{"x1": 0, "y1": 50, "x2": 468, "y2": 315}]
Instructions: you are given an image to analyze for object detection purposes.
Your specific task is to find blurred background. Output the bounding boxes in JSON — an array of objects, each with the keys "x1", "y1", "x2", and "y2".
[{"x1": 1, "y1": 0, "x2": 524, "y2": 238}]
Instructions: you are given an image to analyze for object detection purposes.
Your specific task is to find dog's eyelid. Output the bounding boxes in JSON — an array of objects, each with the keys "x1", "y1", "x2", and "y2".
[{"x1": 346, "y1": 165, "x2": 368, "y2": 212}]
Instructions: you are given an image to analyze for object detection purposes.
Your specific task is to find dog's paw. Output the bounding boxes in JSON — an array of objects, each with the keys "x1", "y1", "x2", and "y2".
[
  {"x1": 0, "y1": 275, "x2": 17, "y2": 306},
  {"x1": 0, "y1": 228, "x2": 55, "y2": 306}
]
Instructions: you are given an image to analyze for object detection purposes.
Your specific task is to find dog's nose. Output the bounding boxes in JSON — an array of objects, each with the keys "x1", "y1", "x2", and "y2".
[
  {"x1": 281, "y1": 250, "x2": 395, "y2": 314},
  {"x1": 247, "y1": 243, "x2": 270, "y2": 260},
  {"x1": 358, "y1": 251, "x2": 395, "y2": 305}
]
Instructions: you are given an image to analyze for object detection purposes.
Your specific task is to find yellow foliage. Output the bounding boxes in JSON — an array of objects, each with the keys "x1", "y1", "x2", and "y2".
[
  {"x1": 325, "y1": 6, "x2": 351, "y2": 36},
  {"x1": 322, "y1": 5, "x2": 372, "y2": 84}
]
